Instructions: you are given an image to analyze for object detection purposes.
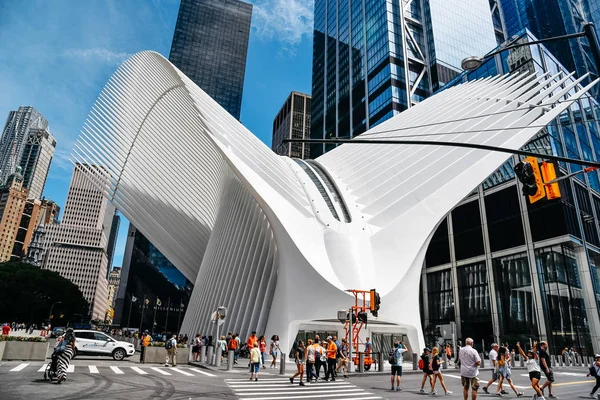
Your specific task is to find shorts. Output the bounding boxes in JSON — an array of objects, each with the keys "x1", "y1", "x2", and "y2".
[
  {"x1": 423, "y1": 369, "x2": 433, "y2": 376},
  {"x1": 192, "y1": 346, "x2": 199, "y2": 353},
  {"x1": 433, "y1": 370, "x2": 441, "y2": 375},
  {"x1": 544, "y1": 368, "x2": 555, "y2": 382},
  {"x1": 461, "y1": 376, "x2": 480, "y2": 390},
  {"x1": 491, "y1": 370, "x2": 499, "y2": 381},
  {"x1": 529, "y1": 371, "x2": 541, "y2": 381},
  {"x1": 296, "y1": 359, "x2": 305, "y2": 366},
  {"x1": 391, "y1": 365, "x2": 403, "y2": 376},
  {"x1": 251, "y1": 362, "x2": 260, "y2": 373}
]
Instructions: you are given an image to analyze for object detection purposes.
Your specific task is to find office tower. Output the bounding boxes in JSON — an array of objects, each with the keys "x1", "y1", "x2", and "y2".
[
  {"x1": 107, "y1": 267, "x2": 121, "y2": 310},
  {"x1": 498, "y1": 0, "x2": 597, "y2": 85},
  {"x1": 0, "y1": 168, "x2": 28, "y2": 261},
  {"x1": 489, "y1": 0, "x2": 507, "y2": 44},
  {"x1": 18, "y1": 128, "x2": 56, "y2": 199},
  {"x1": 421, "y1": 30, "x2": 600, "y2": 355},
  {"x1": 272, "y1": 92, "x2": 312, "y2": 159},
  {"x1": 114, "y1": 224, "x2": 192, "y2": 332},
  {"x1": 105, "y1": 212, "x2": 120, "y2": 278},
  {"x1": 11, "y1": 198, "x2": 59, "y2": 261},
  {"x1": 42, "y1": 165, "x2": 115, "y2": 320},
  {"x1": 168, "y1": 0, "x2": 252, "y2": 120},
  {"x1": 0, "y1": 107, "x2": 55, "y2": 194},
  {"x1": 310, "y1": 0, "x2": 497, "y2": 157}
]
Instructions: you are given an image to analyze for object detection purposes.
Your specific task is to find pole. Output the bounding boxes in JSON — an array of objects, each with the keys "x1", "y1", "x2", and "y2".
[
  {"x1": 139, "y1": 295, "x2": 146, "y2": 333},
  {"x1": 348, "y1": 307, "x2": 353, "y2": 372},
  {"x1": 48, "y1": 301, "x2": 61, "y2": 326},
  {"x1": 126, "y1": 296, "x2": 133, "y2": 329},
  {"x1": 164, "y1": 297, "x2": 170, "y2": 332},
  {"x1": 151, "y1": 302, "x2": 157, "y2": 336},
  {"x1": 177, "y1": 299, "x2": 183, "y2": 334},
  {"x1": 584, "y1": 23, "x2": 600, "y2": 76}
]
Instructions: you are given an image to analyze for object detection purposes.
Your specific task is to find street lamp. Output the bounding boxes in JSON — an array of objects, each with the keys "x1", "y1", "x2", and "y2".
[
  {"x1": 461, "y1": 22, "x2": 600, "y2": 72},
  {"x1": 48, "y1": 301, "x2": 61, "y2": 326}
]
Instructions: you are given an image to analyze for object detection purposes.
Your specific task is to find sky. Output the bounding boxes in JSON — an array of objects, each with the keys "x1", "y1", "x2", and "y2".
[{"x1": 0, "y1": 0, "x2": 314, "y2": 268}]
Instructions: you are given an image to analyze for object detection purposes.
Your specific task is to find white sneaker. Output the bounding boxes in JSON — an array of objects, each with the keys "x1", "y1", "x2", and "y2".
[
  {"x1": 420, "y1": 389, "x2": 426, "y2": 393},
  {"x1": 430, "y1": 390, "x2": 437, "y2": 395},
  {"x1": 445, "y1": 391, "x2": 453, "y2": 395}
]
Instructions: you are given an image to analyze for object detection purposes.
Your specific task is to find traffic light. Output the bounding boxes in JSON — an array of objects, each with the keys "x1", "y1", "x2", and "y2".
[
  {"x1": 514, "y1": 157, "x2": 545, "y2": 203},
  {"x1": 357, "y1": 311, "x2": 368, "y2": 324},
  {"x1": 369, "y1": 289, "x2": 381, "y2": 317}
]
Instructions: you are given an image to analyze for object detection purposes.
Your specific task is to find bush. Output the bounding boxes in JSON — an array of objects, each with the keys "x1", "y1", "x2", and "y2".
[
  {"x1": 149, "y1": 341, "x2": 186, "y2": 348},
  {"x1": 0, "y1": 335, "x2": 47, "y2": 342}
]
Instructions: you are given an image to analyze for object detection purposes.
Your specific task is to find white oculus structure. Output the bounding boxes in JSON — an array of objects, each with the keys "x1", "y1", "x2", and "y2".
[{"x1": 71, "y1": 51, "x2": 598, "y2": 353}]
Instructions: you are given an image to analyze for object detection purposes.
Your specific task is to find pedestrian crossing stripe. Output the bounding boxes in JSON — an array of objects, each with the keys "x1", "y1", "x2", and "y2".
[
  {"x1": 89, "y1": 366, "x2": 99, "y2": 373},
  {"x1": 110, "y1": 366, "x2": 124, "y2": 374},
  {"x1": 9, "y1": 363, "x2": 28, "y2": 372},
  {"x1": 171, "y1": 368, "x2": 194, "y2": 376},
  {"x1": 2, "y1": 363, "x2": 216, "y2": 378},
  {"x1": 150, "y1": 367, "x2": 171, "y2": 375},
  {"x1": 131, "y1": 366, "x2": 147, "y2": 375},
  {"x1": 225, "y1": 377, "x2": 382, "y2": 400}
]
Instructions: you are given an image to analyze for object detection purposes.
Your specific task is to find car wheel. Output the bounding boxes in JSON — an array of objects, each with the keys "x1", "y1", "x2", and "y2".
[{"x1": 113, "y1": 348, "x2": 126, "y2": 361}]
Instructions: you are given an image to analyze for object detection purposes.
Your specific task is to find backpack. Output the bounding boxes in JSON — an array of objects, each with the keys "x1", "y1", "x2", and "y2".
[
  {"x1": 55, "y1": 338, "x2": 67, "y2": 354},
  {"x1": 418, "y1": 358, "x2": 425, "y2": 370},
  {"x1": 165, "y1": 339, "x2": 174, "y2": 350},
  {"x1": 388, "y1": 348, "x2": 398, "y2": 364}
]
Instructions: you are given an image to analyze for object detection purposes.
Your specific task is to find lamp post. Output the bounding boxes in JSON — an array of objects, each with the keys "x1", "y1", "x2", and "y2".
[
  {"x1": 48, "y1": 301, "x2": 61, "y2": 326},
  {"x1": 461, "y1": 22, "x2": 600, "y2": 72}
]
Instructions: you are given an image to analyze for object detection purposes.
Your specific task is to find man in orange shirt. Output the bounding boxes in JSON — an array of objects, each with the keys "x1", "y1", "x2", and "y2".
[
  {"x1": 140, "y1": 330, "x2": 151, "y2": 363},
  {"x1": 228, "y1": 335, "x2": 239, "y2": 364},
  {"x1": 246, "y1": 331, "x2": 258, "y2": 366},
  {"x1": 325, "y1": 336, "x2": 337, "y2": 381}
]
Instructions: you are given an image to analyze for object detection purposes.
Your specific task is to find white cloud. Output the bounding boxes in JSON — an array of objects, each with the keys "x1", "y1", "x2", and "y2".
[
  {"x1": 250, "y1": 0, "x2": 313, "y2": 55},
  {"x1": 62, "y1": 48, "x2": 132, "y2": 65}
]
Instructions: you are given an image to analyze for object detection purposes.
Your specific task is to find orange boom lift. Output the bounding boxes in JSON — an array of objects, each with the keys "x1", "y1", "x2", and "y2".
[{"x1": 343, "y1": 289, "x2": 380, "y2": 371}]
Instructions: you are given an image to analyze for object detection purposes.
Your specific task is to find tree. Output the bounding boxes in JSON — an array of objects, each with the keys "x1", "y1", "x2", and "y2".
[
  {"x1": 0, "y1": 262, "x2": 89, "y2": 325},
  {"x1": 424, "y1": 324, "x2": 443, "y2": 349}
]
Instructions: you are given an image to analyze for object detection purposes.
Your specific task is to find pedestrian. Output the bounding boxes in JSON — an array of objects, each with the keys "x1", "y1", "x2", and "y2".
[
  {"x1": 140, "y1": 330, "x2": 151, "y2": 363},
  {"x1": 483, "y1": 343, "x2": 502, "y2": 394},
  {"x1": 246, "y1": 331, "x2": 258, "y2": 366},
  {"x1": 1, "y1": 323, "x2": 10, "y2": 335},
  {"x1": 269, "y1": 335, "x2": 280, "y2": 368},
  {"x1": 228, "y1": 334, "x2": 239, "y2": 364},
  {"x1": 431, "y1": 346, "x2": 452, "y2": 395},
  {"x1": 446, "y1": 344, "x2": 453, "y2": 361},
  {"x1": 234, "y1": 333, "x2": 241, "y2": 362},
  {"x1": 192, "y1": 333, "x2": 201, "y2": 362},
  {"x1": 539, "y1": 341, "x2": 557, "y2": 398},
  {"x1": 496, "y1": 346, "x2": 523, "y2": 397},
  {"x1": 165, "y1": 334, "x2": 177, "y2": 367},
  {"x1": 305, "y1": 339, "x2": 317, "y2": 383},
  {"x1": 390, "y1": 340, "x2": 406, "y2": 391},
  {"x1": 587, "y1": 356, "x2": 600, "y2": 398},
  {"x1": 458, "y1": 338, "x2": 481, "y2": 400},
  {"x1": 259, "y1": 335, "x2": 267, "y2": 368},
  {"x1": 336, "y1": 338, "x2": 349, "y2": 378},
  {"x1": 314, "y1": 340, "x2": 325, "y2": 379},
  {"x1": 516, "y1": 342, "x2": 545, "y2": 400},
  {"x1": 290, "y1": 341, "x2": 306, "y2": 386},
  {"x1": 325, "y1": 336, "x2": 338, "y2": 382},
  {"x1": 250, "y1": 342, "x2": 261, "y2": 381},
  {"x1": 218, "y1": 335, "x2": 227, "y2": 362},
  {"x1": 364, "y1": 337, "x2": 373, "y2": 357},
  {"x1": 419, "y1": 348, "x2": 434, "y2": 394},
  {"x1": 55, "y1": 328, "x2": 76, "y2": 384}
]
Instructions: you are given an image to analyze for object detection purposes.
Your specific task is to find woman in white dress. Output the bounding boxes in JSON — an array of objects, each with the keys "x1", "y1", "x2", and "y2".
[{"x1": 270, "y1": 335, "x2": 281, "y2": 368}]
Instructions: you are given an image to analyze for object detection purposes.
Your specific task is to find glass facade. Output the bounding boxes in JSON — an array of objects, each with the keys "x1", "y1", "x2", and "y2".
[
  {"x1": 168, "y1": 0, "x2": 252, "y2": 120},
  {"x1": 272, "y1": 92, "x2": 312, "y2": 159},
  {"x1": 310, "y1": 0, "x2": 497, "y2": 158},
  {"x1": 421, "y1": 31, "x2": 600, "y2": 356},
  {"x1": 114, "y1": 225, "x2": 193, "y2": 333}
]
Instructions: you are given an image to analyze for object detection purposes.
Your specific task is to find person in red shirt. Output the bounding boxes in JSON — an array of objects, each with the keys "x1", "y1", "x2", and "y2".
[{"x1": 1, "y1": 323, "x2": 10, "y2": 335}]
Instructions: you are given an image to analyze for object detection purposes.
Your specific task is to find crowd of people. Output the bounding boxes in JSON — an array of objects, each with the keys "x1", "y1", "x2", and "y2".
[{"x1": 289, "y1": 334, "x2": 350, "y2": 386}]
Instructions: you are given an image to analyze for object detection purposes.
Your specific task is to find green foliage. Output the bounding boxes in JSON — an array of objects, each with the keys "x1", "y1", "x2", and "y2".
[
  {"x1": 0, "y1": 262, "x2": 89, "y2": 324},
  {"x1": 149, "y1": 341, "x2": 186, "y2": 348},
  {"x1": 0, "y1": 335, "x2": 47, "y2": 342}
]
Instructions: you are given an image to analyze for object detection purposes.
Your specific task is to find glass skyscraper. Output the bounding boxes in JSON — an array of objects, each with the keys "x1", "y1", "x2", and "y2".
[
  {"x1": 310, "y1": 0, "x2": 497, "y2": 158},
  {"x1": 498, "y1": 0, "x2": 598, "y2": 89},
  {"x1": 168, "y1": 0, "x2": 252, "y2": 120}
]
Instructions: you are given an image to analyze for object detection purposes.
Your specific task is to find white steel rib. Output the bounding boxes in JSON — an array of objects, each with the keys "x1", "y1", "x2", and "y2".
[{"x1": 71, "y1": 51, "x2": 598, "y2": 352}]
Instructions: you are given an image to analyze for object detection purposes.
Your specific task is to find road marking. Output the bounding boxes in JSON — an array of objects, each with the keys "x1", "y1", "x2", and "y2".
[
  {"x1": 237, "y1": 388, "x2": 363, "y2": 394},
  {"x1": 38, "y1": 364, "x2": 48, "y2": 372},
  {"x1": 89, "y1": 365, "x2": 99, "y2": 373},
  {"x1": 67, "y1": 364, "x2": 74, "y2": 373},
  {"x1": 234, "y1": 384, "x2": 355, "y2": 391},
  {"x1": 131, "y1": 366, "x2": 148, "y2": 375},
  {"x1": 229, "y1": 382, "x2": 351, "y2": 388},
  {"x1": 10, "y1": 363, "x2": 29, "y2": 372},
  {"x1": 552, "y1": 380, "x2": 595, "y2": 387},
  {"x1": 171, "y1": 367, "x2": 194, "y2": 376},
  {"x1": 190, "y1": 368, "x2": 217, "y2": 377},
  {"x1": 150, "y1": 367, "x2": 171, "y2": 375},
  {"x1": 110, "y1": 366, "x2": 124, "y2": 374},
  {"x1": 236, "y1": 393, "x2": 378, "y2": 400},
  {"x1": 445, "y1": 373, "x2": 529, "y2": 390}
]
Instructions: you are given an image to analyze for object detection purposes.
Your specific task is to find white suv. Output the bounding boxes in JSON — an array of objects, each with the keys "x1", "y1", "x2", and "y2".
[{"x1": 72, "y1": 330, "x2": 136, "y2": 360}]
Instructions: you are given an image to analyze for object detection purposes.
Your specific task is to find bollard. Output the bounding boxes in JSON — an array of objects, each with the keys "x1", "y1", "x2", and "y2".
[
  {"x1": 378, "y1": 351, "x2": 384, "y2": 372},
  {"x1": 200, "y1": 345, "x2": 206, "y2": 363},
  {"x1": 480, "y1": 354, "x2": 485, "y2": 368},
  {"x1": 207, "y1": 346, "x2": 214, "y2": 365},
  {"x1": 358, "y1": 352, "x2": 365, "y2": 373},
  {"x1": 590, "y1": 356, "x2": 594, "y2": 367},
  {"x1": 227, "y1": 350, "x2": 235, "y2": 371},
  {"x1": 551, "y1": 355, "x2": 557, "y2": 367},
  {"x1": 215, "y1": 346, "x2": 222, "y2": 367},
  {"x1": 559, "y1": 355, "x2": 564, "y2": 367},
  {"x1": 279, "y1": 353, "x2": 286, "y2": 375},
  {"x1": 519, "y1": 354, "x2": 524, "y2": 367},
  {"x1": 510, "y1": 354, "x2": 515, "y2": 368},
  {"x1": 413, "y1": 353, "x2": 418, "y2": 370},
  {"x1": 442, "y1": 352, "x2": 448, "y2": 370}
]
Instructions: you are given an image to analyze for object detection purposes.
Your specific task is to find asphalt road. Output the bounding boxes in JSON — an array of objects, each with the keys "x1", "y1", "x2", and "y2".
[{"x1": 0, "y1": 357, "x2": 597, "y2": 400}]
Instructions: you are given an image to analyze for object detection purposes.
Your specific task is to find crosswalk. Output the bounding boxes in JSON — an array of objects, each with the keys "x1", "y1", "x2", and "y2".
[
  {"x1": 225, "y1": 377, "x2": 382, "y2": 400},
  {"x1": 4, "y1": 362, "x2": 216, "y2": 378}
]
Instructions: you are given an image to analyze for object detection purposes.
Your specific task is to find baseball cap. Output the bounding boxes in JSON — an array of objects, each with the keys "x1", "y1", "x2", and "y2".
[
  {"x1": 327, "y1": 336, "x2": 333, "y2": 340},
  {"x1": 424, "y1": 347, "x2": 431, "y2": 352}
]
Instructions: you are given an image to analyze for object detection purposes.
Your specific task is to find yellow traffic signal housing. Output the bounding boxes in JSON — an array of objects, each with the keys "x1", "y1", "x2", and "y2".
[
  {"x1": 523, "y1": 157, "x2": 546, "y2": 203},
  {"x1": 540, "y1": 161, "x2": 562, "y2": 200}
]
